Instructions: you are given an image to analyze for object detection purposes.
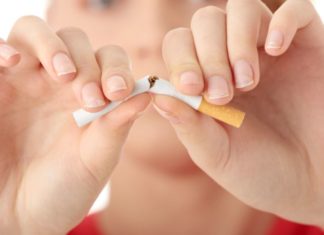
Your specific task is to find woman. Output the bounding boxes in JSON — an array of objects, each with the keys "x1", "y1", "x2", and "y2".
[{"x1": 0, "y1": 0, "x2": 324, "y2": 234}]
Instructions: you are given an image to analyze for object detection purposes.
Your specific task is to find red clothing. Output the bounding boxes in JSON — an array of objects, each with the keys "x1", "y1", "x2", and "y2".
[
  {"x1": 267, "y1": 218, "x2": 324, "y2": 235},
  {"x1": 68, "y1": 214, "x2": 324, "y2": 235},
  {"x1": 68, "y1": 214, "x2": 102, "y2": 235}
]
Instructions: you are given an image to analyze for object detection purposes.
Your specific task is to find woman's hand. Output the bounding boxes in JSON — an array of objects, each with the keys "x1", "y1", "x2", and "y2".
[
  {"x1": 0, "y1": 16, "x2": 150, "y2": 235},
  {"x1": 153, "y1": 0, "x2": 324, "y2": 227}
]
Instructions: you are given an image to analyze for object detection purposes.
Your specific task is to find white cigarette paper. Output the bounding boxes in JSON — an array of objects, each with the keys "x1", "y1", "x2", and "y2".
[
  {"x1": 72, "y1": 75, "x2": 245, "y2": 128},
  {"x1": 73, "y1": 77, "x2": 151, "y2": 127}
]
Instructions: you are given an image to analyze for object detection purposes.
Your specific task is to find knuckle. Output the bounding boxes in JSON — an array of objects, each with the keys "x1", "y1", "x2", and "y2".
[
  {"x1": 102, "y1": 66, "x2": 131, "y2": 78},
  {"x1": 11, "y1": 16, "x2": 46, "y2": 37},
  {"x1": 164, "y1": 27, "x2": 191, "y2": 42},
  {"x1": 96, "y1": 45, "x2": 131, "y2": 69},
  {"x1": 96, "y1": 45, "x2": 129, "y2": 61},
  {"x1": 78, "y1": 65, "x2": 101, "y2": 81},
  {"x1": 192, "y1": 6, "x2": 225, "y2": 25},
  {"x1": 11, "y1": 16, "x2": 64, "y2": 51},
  {"x1": 227, "y1": 38, "x2": 256, "y2": 55},
  {"x1": 202, "y1": 59, "x2": 231, "y2": 75},
  {"x1": 13, "y1": 15, "x2": 44, "y2": 28},
  {"x1": 226, "y1": 0, "x2": 257, "y2": 10},
  {"x1": 57, "y1": 26, "x2": 88, "y2": 39},
  {"x1": 41, "y1": 37, "x2": 64, "y2": 52},
  {"x1": 171, "y1": 62, "x2": 200, "y2": 73},
  {"x1": 97, "y1": 45, "x2": 127, "y2": 56}
]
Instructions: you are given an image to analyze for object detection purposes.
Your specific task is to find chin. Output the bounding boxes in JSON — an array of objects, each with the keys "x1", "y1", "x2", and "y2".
[{"x1": 122, "y1": 103, "x2": 201, "y2": 175}]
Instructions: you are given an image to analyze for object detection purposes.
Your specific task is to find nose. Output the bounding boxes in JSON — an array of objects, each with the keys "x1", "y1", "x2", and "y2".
[{"x1": 133, "y1": 23, "x2": 164, "y2": 60}]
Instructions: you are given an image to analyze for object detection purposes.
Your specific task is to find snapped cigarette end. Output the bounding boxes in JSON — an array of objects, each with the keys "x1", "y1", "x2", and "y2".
[{"x1": 198, "y1": 98, "x2": 245, "y2": 128}]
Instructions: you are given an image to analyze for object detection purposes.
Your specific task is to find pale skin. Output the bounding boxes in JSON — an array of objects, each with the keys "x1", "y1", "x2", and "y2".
[{"x1": 0, "y1": 0, "x2": 324, "y2": 234}]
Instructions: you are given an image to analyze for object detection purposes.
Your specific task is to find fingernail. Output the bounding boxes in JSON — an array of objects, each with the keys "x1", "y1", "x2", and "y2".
[
  {"x1": 152, "y1": 104, "x2": 182, "y2": 124},
  {"x1": 52, "y1": 52, "x2": 77, "y2": 76},
  {"x1": 106, "y1": 75, "x2": 127, "y2": 93},
  {"x1": 81, "y1": 82, "x2": 106, "y2": 108},
  {"x1": 266, "y1": 30, "x2": 284, "y2": 50},
  {"x1": 234, "y1": 60, "x2": 254, "y2": 88},
  {"x1": 208, "y1": 76, "x2": 230, "y2": 100},
  {"x1": 180, "y1": 71, "x2": 202, "y2": 86},
  {"x1": 0, "y1": 44, "x2": 19, "y2": 60}
]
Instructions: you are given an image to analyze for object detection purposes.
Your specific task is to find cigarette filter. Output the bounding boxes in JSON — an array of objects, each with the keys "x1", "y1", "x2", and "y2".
[{"x1": 198, "y1": 98, "x2": 245, "y2": 128}]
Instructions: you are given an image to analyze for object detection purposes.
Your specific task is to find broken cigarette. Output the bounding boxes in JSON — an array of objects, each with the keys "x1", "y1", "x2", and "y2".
[
  {"x1": 72, "y1": 75, "x2": 246, "y2": 128},
  {"x1": 198, "y1": 99, "x2": 245, "y2": 128}
]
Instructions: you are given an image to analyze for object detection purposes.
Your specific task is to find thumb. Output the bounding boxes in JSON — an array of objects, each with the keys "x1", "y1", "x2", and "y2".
[
  {"x1": 152, "y1": 94, "x2": 230, "y2": 175},
  {"x1": 80, "y1": 93, "x2": 151, "y2": 184},
  {"x1": 17, "y1": 94, "x2": 152, "y2": 234}
]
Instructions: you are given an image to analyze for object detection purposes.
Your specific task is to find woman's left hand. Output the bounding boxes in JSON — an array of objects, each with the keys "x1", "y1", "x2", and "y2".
[{"x1": 153, "y1": 0, "x2": 324, "y2": 227}]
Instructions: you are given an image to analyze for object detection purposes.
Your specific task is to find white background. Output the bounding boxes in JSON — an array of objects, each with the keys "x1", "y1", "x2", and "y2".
[{"x1": 0, "y1": 0, "x2": 323, "y2": 214}]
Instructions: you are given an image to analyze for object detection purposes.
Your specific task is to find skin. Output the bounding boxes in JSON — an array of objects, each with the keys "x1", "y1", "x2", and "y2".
[{"x1": 0, "y1": 0, "x2": 324, "y2": 234}]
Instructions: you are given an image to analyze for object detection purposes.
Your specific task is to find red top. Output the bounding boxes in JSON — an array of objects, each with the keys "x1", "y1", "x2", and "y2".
[{"x1": 68, "y1": 214, "x2": 324, "y2": 235}]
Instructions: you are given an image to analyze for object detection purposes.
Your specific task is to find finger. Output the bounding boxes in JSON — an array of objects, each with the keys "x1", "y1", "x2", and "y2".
[
  {"x1": 152, "y1": 94, "x2": 229, "y2": 171},
  {"x1": 8, "y1": 16, "x2": 77, "y2": 81},
  {"x1": 191, "y1": 6, "x2": 233, "y2": 105},
  {"x1": 26, "y1": 92, "x2": 152, "y2": 231},
  {"x1": 57, "y1": 27, "x2": 106, "y2": 112},
  {"x1": 162, "y1": 28, "x2": 204, "y2": 96},
  {"x1": 265, "y1": 0, "x2": 322, "y2": 56},
  {"x1": 80, "y1": 92, "x2": 152, "y2": 183},
  {"x1": 0, "y1": 40, "x2": 20, "y2": 67},
  {"x1": 227, "y1": 0, "x2": 272, "y2": 91},
  {"x1": 96, "y1": 45, "x2": 134, "y2": 101}
]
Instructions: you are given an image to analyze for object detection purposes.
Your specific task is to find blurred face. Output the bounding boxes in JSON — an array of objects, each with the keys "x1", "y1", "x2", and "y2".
[
  {"x1": 48, "y1": 0, "x2": 229, "y2": 77},
  {"x1": 48, "y1": 0, "x2": 277, "y2": 173}
]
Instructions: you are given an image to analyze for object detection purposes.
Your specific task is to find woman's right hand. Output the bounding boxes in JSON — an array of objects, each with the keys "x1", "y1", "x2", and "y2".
[{"x1": 0, "y1": 16, "x2": 150, "y2": 235}]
